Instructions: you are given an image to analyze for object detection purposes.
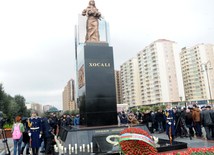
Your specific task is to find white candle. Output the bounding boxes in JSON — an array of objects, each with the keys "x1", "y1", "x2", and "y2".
[
  {"x1": 80, "y1": 146, "x2": 82, "y2": 151},
  {"x1": 69, "y1": 144, "x2": 71, "y2": 149},
  {"x1": 75, "y1": 144, "x2": 77, "y2": 150},
  {"x1": 72, "y1": 147, "x2": 74, "y2": 152},
  {"x1": 90, "y1": 142, "x2": 93, "y2": 148},
  {"x1": 87, "y1": 144, "x2": 90, "y2": 149},
  {"x1": 83, "y1": 144, "x2": 85, "y2": 148},
  {"x1": 55, "y1": 147, "x2": 59, "y2": 152},
  {"x1": 64, "y1": 147, "x2": 67, "y2": 153}
]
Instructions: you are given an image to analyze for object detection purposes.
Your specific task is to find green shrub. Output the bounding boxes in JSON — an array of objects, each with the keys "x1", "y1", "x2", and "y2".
[{"x1": 132, "y1": 108, "x2": 137, "y2": 113}]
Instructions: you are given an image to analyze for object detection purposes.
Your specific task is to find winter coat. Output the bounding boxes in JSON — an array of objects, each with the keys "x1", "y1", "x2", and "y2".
[
  {"x1": 127, "y1": 117, "x2": 139, "y2": 125},
  {"x1": 22, "y1": 122, "x2": 30, "y2": 143},
  {"x1": 60, "y1": 120, "x2": 67, "y2": 127},
  {"x1": 185, "y1": 112, "x2": 193, "y2": 125},
  {"x1": 51, "y1": 116, "x2": 58, "y2": 126},
  {"x1": 66, "y1": 117, "x2": 71, "y2": 126},
  {"x1": 120, "y1": 117, "x2": 127, "y2": 124},
  {"x1": 144, "y1": 113, "x2": 153, "y2": 124},
  {"x1": 42, "y1": 118, "x2": 55, "y2": 138},
  {"x1": 192, "y1": 108, "x2": 201, "y2": 122},
  {"x1": 200, "y1": 110, "x2": 213, "y2": 126},
  {"x1": 74, "y1": 116, "x2": 80, "y2": 126},
  {"x1": 140, "y1": 115, "x2": 147, "y2": 125},
  {"x1": 155, "y1": 112, "x2": 164, "y2": 122}
]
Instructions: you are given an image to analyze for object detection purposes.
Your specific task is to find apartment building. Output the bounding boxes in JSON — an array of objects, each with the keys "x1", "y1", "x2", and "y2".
[
  {"x1": 120, "y1": 58, "x2": 141, "y2": 107},
  {"x1": 63, "y1": 79, "x2": 76, "y2": 111},
  {"x1": 180, "y1": 44, "x2": 214, "y2": 104},
  {"x1": 137, "y1": 39, "x2": 185, "y2": 105}
]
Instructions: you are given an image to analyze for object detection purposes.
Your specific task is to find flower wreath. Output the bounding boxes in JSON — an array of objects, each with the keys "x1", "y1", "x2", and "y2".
[{"x1": 119, "y1": 127, "x2": 157, "y2": 155}]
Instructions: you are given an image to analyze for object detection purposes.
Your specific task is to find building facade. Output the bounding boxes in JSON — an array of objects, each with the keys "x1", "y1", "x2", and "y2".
[
  {"x1": 63, "y1": 79, "x2": 75, "y2": 111},
  {"x1": 137, "y1": 39, "x2": 185, "y2": 105},
  {"x1": 121, "y1": 58, "x2": 141, "y2": 107},
  {"x1": 43, "y1": 105, "x2": 53, "y2": 112},
  {"x1": 115, "y1": 70, "x2": 122, "y2": 104},
  {"x1": 180, "y1": 44, "x2": 214, "y2": 105}
]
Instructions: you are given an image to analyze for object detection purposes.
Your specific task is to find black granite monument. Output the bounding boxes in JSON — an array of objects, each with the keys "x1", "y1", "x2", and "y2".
[{"x1": 77, "y1": 42, "x2": 118, "y2": 127}]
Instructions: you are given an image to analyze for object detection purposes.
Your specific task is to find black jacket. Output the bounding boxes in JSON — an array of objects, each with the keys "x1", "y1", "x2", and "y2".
[
  {"x1": 185, "y1": 112, "x2": 193, "y2": 125},
  {"x1": 144, "y1": 113, "x2": 153, "y2": 123},
  {"x1": 200, "y1": 110, "x2": 213, "y2": 126},
  {"x1": 155, "y1": 112, "x2": 164, "y2": 122},
  {"x1": 22, "y1": 122, "x2": 30, "y2": 142},
  {"x1": 66, "y1": 117, "x2": 71, "y2": 126},
  {"x1": 60, "y1": 120, "x2": 67, "y2": 127},
  {"x1": 51, "y1": 116, "x2": 58, "y2": 126}
]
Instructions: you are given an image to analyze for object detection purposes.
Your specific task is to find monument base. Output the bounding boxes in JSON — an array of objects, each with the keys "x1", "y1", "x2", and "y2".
[{"x1": 55, "y1": 125, "x2": 187, "y2": 155}]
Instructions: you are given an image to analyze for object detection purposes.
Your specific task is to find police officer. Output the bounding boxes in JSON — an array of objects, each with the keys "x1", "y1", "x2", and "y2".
[
  {"x1": 163, "y1": 104, "x2": 175, "y2": 141},
  {"x1": 27, "y1": 110, "x2": 43, "y2": 155}
]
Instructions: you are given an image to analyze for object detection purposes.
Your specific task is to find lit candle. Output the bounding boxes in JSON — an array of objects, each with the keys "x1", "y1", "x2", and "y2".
[
  {"x1": 75, "y1": 144, "x2": 77, "y2": 150},
  {"x1": 87, "y1": 144, "x2": 90, "y2": 149},
  {"x1": 90, "y1": 142, "x2": 93, "y2": 148},
  {"x1": 83, "y1": 144, "x2": 85, "y2": 148},
  {"x1": 72, "y1": 147, "x2": 74, "y2": 152},
  {"x1": 64, "y1": 147, "x2": 67, "y2": 153}
]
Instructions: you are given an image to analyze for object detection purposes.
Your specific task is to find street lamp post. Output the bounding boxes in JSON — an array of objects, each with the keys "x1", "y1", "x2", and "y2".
[
  {"x1": 185, "y1": 94, "x2": 188, "y2": 108},
  {"x1": 179, "y1": 96, "x2": 183, "y2": 106},
  {"x1": 201, "y1": 61, "x2": 213, "y2": 107},
  {"x1": 127, "y1": 91, "x2": 130, "y2": 110}
]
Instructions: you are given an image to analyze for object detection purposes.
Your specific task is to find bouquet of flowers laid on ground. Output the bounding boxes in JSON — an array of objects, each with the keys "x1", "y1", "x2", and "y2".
[{"x1": 119, "y1": 127, "x2": 157, "y2": 155}]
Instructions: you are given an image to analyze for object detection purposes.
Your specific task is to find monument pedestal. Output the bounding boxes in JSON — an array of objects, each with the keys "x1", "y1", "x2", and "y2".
[{"x1": 77, "y1": 42, "x2": 117, "y2": 127}]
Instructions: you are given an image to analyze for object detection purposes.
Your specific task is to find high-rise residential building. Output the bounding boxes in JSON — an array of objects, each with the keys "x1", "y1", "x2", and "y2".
[
  {"x1": 115, "y1": 70, "x2": 122, "y2": 104},
  {"x1": 43, "y1": 105, "x2": 53, "y2": 112},
  {"x1": 75, "y1": 14, "x2": 111, "y2": 108},
  {"x1": 180, "y1": 44, "x2": 214, "y2": 105},
  {"x1": 137, "y1": 39, "x2": 185, "y2": 105},
  {"x1": 63, "y1": 79, "x2": 75, "y2": 111},
  {"x1": 121, "y1": 58, "x2": 141, "y2": 107}
]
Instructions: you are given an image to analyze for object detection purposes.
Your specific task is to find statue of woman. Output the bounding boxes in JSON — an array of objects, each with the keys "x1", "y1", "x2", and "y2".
[{"x1": 82, "y1": 0, "x2": 102, "y2": 42}]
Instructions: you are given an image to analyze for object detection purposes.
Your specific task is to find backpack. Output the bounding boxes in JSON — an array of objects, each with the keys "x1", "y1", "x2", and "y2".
[{"x1": 12, "y1": 123, "x2": 22, "y2": 140}]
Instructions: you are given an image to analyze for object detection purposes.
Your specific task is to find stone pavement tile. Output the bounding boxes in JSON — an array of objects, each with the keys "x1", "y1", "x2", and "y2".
[{"x1": 0, "y1": 138, "x2": 13, "y2": 149}]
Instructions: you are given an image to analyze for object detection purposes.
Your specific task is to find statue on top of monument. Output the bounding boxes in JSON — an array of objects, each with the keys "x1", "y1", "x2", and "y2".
[{"x1": 82, "y1": 0, "x2": 102, "y2": 42}]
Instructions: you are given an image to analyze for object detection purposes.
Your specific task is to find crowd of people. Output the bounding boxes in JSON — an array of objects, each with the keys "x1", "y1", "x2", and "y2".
[
  {"x1": 10, "y1": 104, "x2": 214, "y2": 154},
  {"x1": 11, "y1": 110, "x2": 82, "y2": 155},
  {"x1": 118, "y1": 104, "x2": 214, "y2": 140}
]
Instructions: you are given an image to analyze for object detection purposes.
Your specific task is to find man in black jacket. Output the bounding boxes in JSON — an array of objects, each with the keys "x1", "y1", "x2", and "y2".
[
  {"x1": 51, "y1": 113, "x2": 58, "y2": 135},
  {"x1": 200, "y1": 106, "x2": 213, "y2": 140},
  {"x1": 155, "y1": 110, "x2": 164, "y2": 133},
  {"x1": 42, "y1": 116, "x2": 55, "y2": 155},
  {"x1": 206, "y1": 106, "x2": 214, "y2": 138}
]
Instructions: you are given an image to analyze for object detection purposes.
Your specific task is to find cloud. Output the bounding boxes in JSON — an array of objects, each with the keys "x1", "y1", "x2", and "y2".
[{"x1": 0, "y1": 0, "x2": 214, "y2": 109}]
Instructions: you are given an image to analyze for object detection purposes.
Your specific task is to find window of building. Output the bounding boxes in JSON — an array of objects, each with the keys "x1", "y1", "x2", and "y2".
[
  {"x1": 170, "y1": 89, "x2": 173, "y2": 91},
  {"x1": 171, "y1": 98, "x2": 173, "y2": 101},
  {"x1": 168, "y1": 68, "x2": 170, "y2": 70}
]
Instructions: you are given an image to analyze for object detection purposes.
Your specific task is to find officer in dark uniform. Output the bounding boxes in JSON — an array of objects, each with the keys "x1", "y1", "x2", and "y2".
[
  {"x1": 163, "y1": 104, "x2": 175, "y2": 141},
  {"x1": 27, "y1": 110, "x2": 43, "y2": 155}
]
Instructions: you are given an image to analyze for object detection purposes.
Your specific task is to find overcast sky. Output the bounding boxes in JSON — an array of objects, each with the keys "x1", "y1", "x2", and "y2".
[{"x1": 0, "y1": 0, "x2": 214, "y2": 110}]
